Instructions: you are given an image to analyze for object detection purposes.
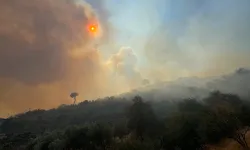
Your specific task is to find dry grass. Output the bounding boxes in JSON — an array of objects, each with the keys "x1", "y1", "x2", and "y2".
[{"x1": 206, "y1": 132, "x2": 250, "y2": 150}]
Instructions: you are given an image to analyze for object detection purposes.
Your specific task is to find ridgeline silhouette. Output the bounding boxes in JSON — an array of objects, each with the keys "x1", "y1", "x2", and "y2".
[{"x1": 1, "y1": 68, "x2": 250, "y2": 150}]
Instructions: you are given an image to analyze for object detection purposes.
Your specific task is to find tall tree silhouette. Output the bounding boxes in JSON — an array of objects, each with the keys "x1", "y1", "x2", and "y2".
[
  {"x1": 127, "y1": 96, "x2": 159, "y2": 140},
  {"x1": 70, "y1": 92, "x2": 79, "y2": 104}
]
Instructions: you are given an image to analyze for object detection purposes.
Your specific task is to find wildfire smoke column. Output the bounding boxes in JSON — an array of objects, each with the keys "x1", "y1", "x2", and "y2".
[{"x1": 0, "y1": 0, "x2": 113, "y2": 117}]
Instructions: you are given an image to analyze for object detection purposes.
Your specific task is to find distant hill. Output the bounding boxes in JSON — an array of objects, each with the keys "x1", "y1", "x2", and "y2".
[
  {"x1": 0, "y1": 98, "x2": 177, "y2": 134},
  {"x1": 1, "y1": 68, "x2": 250, "y2": 134},
  {"x1": 1, "y1": 68, "x2": 250, "y2": 149},
  {"x1": 121, "y1": 67, "x2": 250, "y2": 101}
]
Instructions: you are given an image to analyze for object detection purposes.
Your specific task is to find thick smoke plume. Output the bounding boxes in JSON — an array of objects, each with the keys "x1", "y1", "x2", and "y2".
[
  {"x1": 0, "y1": 0, "x2": 119, "y2": 117},
  {"x1": 142, "y1": 0, "x2": 250, "y2": 81},
  {"x1": 107, "y1": 47, "x2": 142, "y2": 88},
  {"x1": 0, "y1": 0, "x2": 102, "y2": 84},
  {"x1": 1, "y1": 0, "x2": 250, "y2": 117}
]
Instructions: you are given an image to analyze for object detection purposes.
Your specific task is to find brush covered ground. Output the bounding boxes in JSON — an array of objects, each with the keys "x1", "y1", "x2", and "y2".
[
  {"x1": 206, "y1": 132, "x2": 250, "y2": 150},
  {"x1": 1, "y1": 91, "x2": 250, "y2": 150},
  {"x1": 1, "y1": 69, "x2": 250, "y2": 150}
]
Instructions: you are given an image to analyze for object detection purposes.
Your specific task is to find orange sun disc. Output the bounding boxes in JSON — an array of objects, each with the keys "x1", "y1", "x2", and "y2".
[{"x1": 89, "y1": 25, "x2": 97, "y2": 33}]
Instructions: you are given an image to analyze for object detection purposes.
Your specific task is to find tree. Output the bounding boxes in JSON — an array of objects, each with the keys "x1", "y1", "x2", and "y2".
[
  {"x1": 163, "y1": 112, "x2": 203, "y2": 150},
  {"x1": 178, "y1": 99, "x2": 206, "y2": 113},
  {"x1": 70, "y1": 92, "x2": 79, "y2": 104},
  {"x1": 109, "y1": 138, "x2": 157, "y2": 150},
  {"x1": 63, "y1": 126, "x2": 89, "y2": 149},
  {"x1": 113, "y1": 120, "x2": 129, "y2": 139},
  {"x1": 199, "y1": 91, "x2": 250, "y2": 149},
  {"x1": 198, "y1": 108, "x2": 250, "y2": 150},
  {"x1": 87, "y1": 123, "x2": 114, "y2": 150},
  {"x1": 203, "y1": 91, "x2": 243, "y2": 111},
  {"x1": 127, "y1": 96, "x2": 160, "y2": 140}
]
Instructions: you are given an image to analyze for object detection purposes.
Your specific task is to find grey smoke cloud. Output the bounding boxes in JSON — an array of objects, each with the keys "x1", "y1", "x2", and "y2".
[
  {"x1": 107, "y1": 47, "x2": 142, "y2": 88},
  {"x1": 0, "y1": 0, "x2": 147, "y2": 117},
  {"x1": 1, "y1": 0, "x2": 250, "y2": 117},
  {"x1": 121, "y1": 68, "x2": 250, "y2": 104},
  {"x1": 142, "y1": 0, "x2": 250, "y2": 80},
  {"x1": 0, "y1": 0, "x2": 102, "y2": 84},
  {"x1": 0, "y1": 0, "x2": 115, "y2": 117},
  {"x1": 109, "y1": 0, "x2": 250, "y2": 106}
]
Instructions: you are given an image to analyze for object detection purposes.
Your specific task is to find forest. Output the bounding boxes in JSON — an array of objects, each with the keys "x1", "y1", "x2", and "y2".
[{"x1": 1, "y1": 90, "x2": 250, "y2": 150}]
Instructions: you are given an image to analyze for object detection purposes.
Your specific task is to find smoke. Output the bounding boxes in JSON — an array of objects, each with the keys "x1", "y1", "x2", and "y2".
[
  {"x1": 104, "y1": 0, "x2": 250, "y2": 81},
  {"x1": 106, "y1": 0, "x2": 250, "y2": 104},
  {"x1": 0, "y1": 0, "x2": 120, "y2": 117},
  {"x1": 143, "y1": 0, "x2": 250, "y2": 80},
  {"x1": 0, "y1": 0, "x2": 102, "y2": 84},
  {"x1": 1, "y1": 0, "x2": 250, "y2": 117},
  {"x1": 107, "y1": 47, "x2": 142, "y2": 88}
]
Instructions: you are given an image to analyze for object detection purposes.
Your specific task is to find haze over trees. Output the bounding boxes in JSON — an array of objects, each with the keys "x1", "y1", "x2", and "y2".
[
  {"x1": 1, "y1": 90, "x2": 250, "y2": 150},
  {"x1": 1, "y1": 68, "x2": 250, "y2": 150}
]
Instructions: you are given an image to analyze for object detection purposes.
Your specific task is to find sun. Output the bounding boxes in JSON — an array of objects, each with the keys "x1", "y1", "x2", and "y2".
[
  {"x1": 90, "y1": 26, "x2": 95, "y2": 31},
  {"x1": 89, "y1": 24, "x2": 97, "y2": 33},
  {"x1": 86, "y1": 23, "x2": 102, "y2": 38}
]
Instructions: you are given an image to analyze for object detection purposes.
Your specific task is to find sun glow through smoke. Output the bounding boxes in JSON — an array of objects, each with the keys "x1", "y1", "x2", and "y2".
[
  {"x1": 86, "y1": 23, "x2": 102, "y2": 39},
  {"x1": 88, "y1": 24, "x2": 98, "y2": 33}
]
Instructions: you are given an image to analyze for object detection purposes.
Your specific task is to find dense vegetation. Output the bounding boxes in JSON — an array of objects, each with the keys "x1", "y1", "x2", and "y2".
[{"x1": 1, "y1": 91, "x2": 250, "y2": 150}]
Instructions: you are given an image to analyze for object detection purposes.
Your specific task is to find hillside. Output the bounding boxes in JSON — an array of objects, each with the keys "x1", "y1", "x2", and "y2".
[
  {"x1": 2, "y1": 68, "x2": 249, "y2": 134},
  {"x1": 122, "y1": 68, "x2": 250, "y2": 101},
  {"x1": 1, "y1": 91, "x2": 250, "y2": 150},
  {"x1": 0, "y1": 97, "x2": 176, "y2": 134},
  {"x1": 1, "y1": 68, "x2": 250, "y2": 150}
]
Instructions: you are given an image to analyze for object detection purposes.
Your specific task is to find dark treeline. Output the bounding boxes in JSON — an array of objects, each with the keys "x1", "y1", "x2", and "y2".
[{"x1": 1, "y1": 91, "x2": 250, "y2": 150}]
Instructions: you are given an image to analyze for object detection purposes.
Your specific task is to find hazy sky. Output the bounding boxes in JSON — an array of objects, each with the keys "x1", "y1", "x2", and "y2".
[
  {"x1": 0, "y1": 0, "x2": 249, "y2": 117},
  {"x1": 99, "y1": 0, "x2": 250, "y2": 79}
]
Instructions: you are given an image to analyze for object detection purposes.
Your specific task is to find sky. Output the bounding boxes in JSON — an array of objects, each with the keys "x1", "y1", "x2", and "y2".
[
  {"x1": 0, "y1": 0, "x2": 250, "y2": 117},
  {"x1": 99, "y1": 0, "x2": 250, "y2": 79}
]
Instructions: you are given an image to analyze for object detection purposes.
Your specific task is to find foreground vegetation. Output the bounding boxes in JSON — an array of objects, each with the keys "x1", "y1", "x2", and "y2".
[{"x1": 1, "y1": 91, "x2": 250, "y2": 150}]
